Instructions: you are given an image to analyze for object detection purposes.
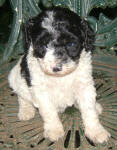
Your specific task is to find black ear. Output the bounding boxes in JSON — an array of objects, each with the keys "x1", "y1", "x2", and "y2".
[
  {"x1": 23, "y1": 18, "x2": 35, "y2": 51},
  {"x1": 80, "y1": 19, "x2": 95, "y2": 52}
]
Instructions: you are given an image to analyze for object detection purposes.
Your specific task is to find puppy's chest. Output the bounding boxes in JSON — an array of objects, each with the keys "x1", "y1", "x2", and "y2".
[
  {"x1": 45, "y1": 74, "x2": 76, "y2": 100},
  {"x1": 31, "y1": 69, "x2": 78, "y2": 106},
  {"x1": 47, "y1": 77, "x2": 74, "y2": 93},
  {"x1": 45, "y1": 76, "x2": 75, "y2": 107}
]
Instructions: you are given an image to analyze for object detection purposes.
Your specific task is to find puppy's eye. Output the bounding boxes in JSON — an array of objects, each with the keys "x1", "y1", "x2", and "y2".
[
  {"x1": 66, "y1": 42, "x2": 74, "y2": 47},
  {"x1": 40, "y1": 45, "x2": 46, "y2": 49}
]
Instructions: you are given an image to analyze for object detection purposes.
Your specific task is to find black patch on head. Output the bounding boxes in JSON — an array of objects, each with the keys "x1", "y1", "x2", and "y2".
[
  {"x1": 56, "y1": 33, "x2": 82, "y2": 61},
  {"x1": 23, "y1": 6, "x2": 95, "y2": 62},
  {"x1": 20, "y1": 54, "x2": 31, "y2": 86},
  {"x1": 52, "y1": 7, "x2": 95, "y2": 52},
  {"x1": 23, "y1": 12, "x2": 51, "y2": 58},
  {"x1": 33, "y1": 31, "x2": 53, "y2": 58}
]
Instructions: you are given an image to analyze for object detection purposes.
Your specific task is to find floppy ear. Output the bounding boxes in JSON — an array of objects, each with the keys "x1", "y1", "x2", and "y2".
[
  {"x1": 23, "y1": 18, "x2": 35, "y2": 51},
  {"x1": 80, "y1": 19, "x2": 95, "y2": 52}
]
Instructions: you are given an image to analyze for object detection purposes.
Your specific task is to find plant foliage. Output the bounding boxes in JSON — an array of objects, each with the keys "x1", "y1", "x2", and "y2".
[
  {"x1": 1, "y1": 0, "x2": 117, "y2": 65},
  {"x1": 0, "y1": 0, "x2": 6, "y2": 6}
]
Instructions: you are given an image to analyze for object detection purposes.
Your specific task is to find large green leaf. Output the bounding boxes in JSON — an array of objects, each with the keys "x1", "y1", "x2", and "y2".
[
  {"x1": 23, "y1": 0, "x2": 41, "y2": 22},
  {"x1": 87, "y1": 13, "x2": 117, "y2": 55},
  {"x1": 80, "y1": 0, "x2": 117, "y2": 17},
  {"x1": 95, "y1": 14, "x2": 117, "y2": 48},
  {"x1": 81, "y1": 0, "x2": 117, "y2": 17},
  {"x1": 41, "y1": 0, "x2": 117, "y2": 17},
  {"x1": 1, "y1": 0, "x2": 41, "y2": 64},
  {"x1": 0, "y1": 0, "x2": 5, "y2": 7},
  {"x1": 2, "y1": 0, "x2": 22, "y2": 63}
]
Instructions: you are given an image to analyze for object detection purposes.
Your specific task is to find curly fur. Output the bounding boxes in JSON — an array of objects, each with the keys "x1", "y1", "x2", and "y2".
[{"x1": 8, "y1": 7, "x2": 110, "y2": 143}]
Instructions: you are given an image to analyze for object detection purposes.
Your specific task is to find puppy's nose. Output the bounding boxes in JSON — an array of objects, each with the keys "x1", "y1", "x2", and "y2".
[{"x1": 53, "y1": 67, "x2": 61, "y2": 72}]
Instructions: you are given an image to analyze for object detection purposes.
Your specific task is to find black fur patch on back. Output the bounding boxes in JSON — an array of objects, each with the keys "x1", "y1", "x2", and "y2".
[{"x1": 20, "y1": 54, "x2": 31, "y2": 86}]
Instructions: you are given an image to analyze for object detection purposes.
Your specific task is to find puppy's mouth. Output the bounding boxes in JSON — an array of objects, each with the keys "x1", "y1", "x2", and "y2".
[
  {"x1": 39, "y1": 57, "x2": 78, "y2": 77},
  {"x1": 43, "y1": 63, "x2": 77, "y2": 77}
]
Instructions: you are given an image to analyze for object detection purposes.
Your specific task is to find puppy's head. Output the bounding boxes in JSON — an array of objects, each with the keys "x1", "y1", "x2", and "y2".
[{"x1": 24, "y1": 7, "x2": 95, "y2": 76}]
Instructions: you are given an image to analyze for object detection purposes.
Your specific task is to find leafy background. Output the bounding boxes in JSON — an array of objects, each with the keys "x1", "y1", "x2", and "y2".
[{"x1": 0, "y1": 0, "x2": 117, "y2": 64}]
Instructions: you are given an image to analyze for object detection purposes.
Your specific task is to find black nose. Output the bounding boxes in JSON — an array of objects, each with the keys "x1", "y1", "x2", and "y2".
[{"x1": 53, "y1": 67, "x2": 61, "y2": 72}]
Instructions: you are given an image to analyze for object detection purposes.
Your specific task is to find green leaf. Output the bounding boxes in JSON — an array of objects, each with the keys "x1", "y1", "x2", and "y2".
[
  {"x1": 90, "y1": 0, "x2": 117, "y2": 9},
  {"x1": 2, "y1": 0, "x2": 22, "y2": 63},
  {"x1": 44, "y1": 0, "x2": 117, "y2": 17},
  {"x1": 1, "y1": 0, "x2": 41, "y2": 64},
  {"x1": 52, "y1": 0, "x2": 82, "y2": 16},
  {"x1": 41, "y1": 0, "x2": 53, "y2": 8},
  {"x1": 95, "y1": 14, "x2": 117, "y2": 47},
  {"x1": 23, "y1": 0, "x2": 41, "y2": 22},
  {"x1": 85, "y1": 0, "x2": 117, "y2": 17},
  {"x1": 0, "y1": 0, "x2": 5, "y2": 7},
  {"x1": 41, "y1": 0, "x2": 82, "y2": 16}
]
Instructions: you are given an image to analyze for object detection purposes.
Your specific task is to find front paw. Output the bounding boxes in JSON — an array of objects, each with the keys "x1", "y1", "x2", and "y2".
[
  {"x1": 44, "y1": 123, "x2": 64, "y2": 141},
  {"x1": 85, "y1": 124, "x2": 111, "y2": 143}
]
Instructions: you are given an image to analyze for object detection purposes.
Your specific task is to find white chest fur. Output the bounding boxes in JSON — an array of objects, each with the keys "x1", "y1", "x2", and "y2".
[
  {"x1": 8, "y1": 48, "x2": 92, "y2": 112},
  {"x1": 29, "y1": 59, "x2": 77, "y2": 111},
  {"x1": 27, "y1": 48, "x2": 92, "y2": 111}
]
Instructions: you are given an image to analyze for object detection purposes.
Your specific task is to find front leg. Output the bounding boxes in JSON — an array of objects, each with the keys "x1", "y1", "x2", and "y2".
[
  {"x1": 32, "y1": 88, "x2": 64, "y2": 141},
  {"x1": 75, "y1": 50, "x2": 110, "y2": 143},
  {"x1": 76, "y1": 79, "x2": 110, "y2": 143}
]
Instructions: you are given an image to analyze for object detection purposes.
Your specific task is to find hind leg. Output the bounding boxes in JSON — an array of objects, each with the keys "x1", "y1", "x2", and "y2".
[{"x1": 18, "y1": 96, "x2": 35, "y2": 121}]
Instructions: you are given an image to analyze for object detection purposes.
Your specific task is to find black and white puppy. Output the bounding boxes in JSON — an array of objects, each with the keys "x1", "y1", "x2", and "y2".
[{"x1": 8, "y1": 7, "x2": 110, "y2": 143}]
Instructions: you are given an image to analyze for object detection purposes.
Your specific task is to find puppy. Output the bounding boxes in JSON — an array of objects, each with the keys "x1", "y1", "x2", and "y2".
[{"x1": 8, "y1": 7, "x2": 110, "y2": 143}]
